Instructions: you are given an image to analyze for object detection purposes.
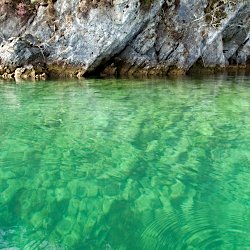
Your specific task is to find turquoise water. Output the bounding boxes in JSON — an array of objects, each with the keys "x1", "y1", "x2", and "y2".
[{"x1": 0, "y1": 76, "x2": 250, "y2": 249}]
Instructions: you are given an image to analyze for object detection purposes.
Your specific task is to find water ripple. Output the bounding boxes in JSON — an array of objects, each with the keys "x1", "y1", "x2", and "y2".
[{"x1": 0, "y1": 78, "x2": 250, "y2": 249}]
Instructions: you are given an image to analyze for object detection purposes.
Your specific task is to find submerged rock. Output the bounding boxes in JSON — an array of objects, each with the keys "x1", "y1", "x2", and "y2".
[{"x1": 0, "y1": 0, "x2": 249, "y2": 79}]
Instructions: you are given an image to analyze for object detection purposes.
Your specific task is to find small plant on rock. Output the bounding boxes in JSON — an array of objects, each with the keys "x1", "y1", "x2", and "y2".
[
  {"x1": 0, "y1": 0, "x2": 44, "y2": 21},
  {"x1": 78, "y1": 0, "x2": 113, "y2": 17},
  {"x1": 16, "y1": 2, "x2": 27, "y2": 17}
]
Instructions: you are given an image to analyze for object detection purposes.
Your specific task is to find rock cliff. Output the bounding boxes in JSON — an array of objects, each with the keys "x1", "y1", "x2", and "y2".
[{"x1": 0, "y1": 0, "x2": 249, "y2": 80}]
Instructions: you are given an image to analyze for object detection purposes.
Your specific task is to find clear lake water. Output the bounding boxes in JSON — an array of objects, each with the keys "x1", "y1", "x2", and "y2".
[{"x1": 0, "y1": 76, "x2": 250, "y2": 249}]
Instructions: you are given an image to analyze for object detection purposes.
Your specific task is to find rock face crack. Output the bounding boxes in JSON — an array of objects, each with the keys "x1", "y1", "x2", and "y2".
[{"x1": 164, "y1": 43, "x2": 180, "y2": 62}]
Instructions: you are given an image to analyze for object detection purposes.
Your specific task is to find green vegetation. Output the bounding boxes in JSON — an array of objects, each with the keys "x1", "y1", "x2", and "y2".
[
  {"x1": 0, "y1": 0, "x2": 42, "y2": 19},
  {"x1": 78, "y1": 0, "x2": 113, "y2": 16},
  {"x1": 0, "y1": 0, "x2": 246, "y2": 29},
  {"x1": 205, "y1": 0, "x2": 240, "y2": 27},
  {"x1": 0, "y1": 0, "x2": 57, "y2": 20},
  {"x1": 139, "y1": 0, "x2": 155, "y2": 10}
]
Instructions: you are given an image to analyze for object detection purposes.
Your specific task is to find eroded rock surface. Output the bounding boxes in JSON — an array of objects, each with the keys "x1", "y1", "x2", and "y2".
[
  {"x1": 0, "y1": 0, "x2": 249, "y2": 79},
  {"x1": 0, "y1": 35, "x2": 45, "y2": 67}
]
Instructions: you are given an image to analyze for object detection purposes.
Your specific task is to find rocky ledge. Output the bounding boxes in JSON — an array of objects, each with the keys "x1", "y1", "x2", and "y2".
[{"x1": 0, "y1": 0, "x2": 249, "y2": 81}]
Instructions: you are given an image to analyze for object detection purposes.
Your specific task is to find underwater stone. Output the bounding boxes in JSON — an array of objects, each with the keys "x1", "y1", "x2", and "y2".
[
  {"x1": 55, "y1": 187, "x2": 70, "y2": 202},
  {"x1": 135, "y1": 193, "x2": 155, "y2": 212},
  {"x1": 76, "y1": 211, "x2": 87, "y2": 227},
  {"x1": 86, "y1": 184, "x2": 98, "y2": 197},
  {"x1": 68, "y1": 198, "x2": 80, "y2": 217},
  {"x1": 84, "y1": 216, "x2": 96, "y2": 232},
  {"x1": 2, "y1": 180, "x2": 21, "y2": 203},
  {"x1": 56, "y1": 217, "x2": 73, "y2": 236},
  {"x1": 30, "y1": 211, "x2": 44, "y2": 228},
  {"x1": 170, "y1": 181, "x2": 185, "y2": 200},
  {"x1": 102, "y1": 183, "x2": 120, "y2": 197},
  {"x1": 63, "y1": 234, "x2": 78, "y2": 249},
  {"x1": 102, "y1": 198, "x2": 113, "y2": 214},
  {"x1": 79, "y1": 200, "x2": 87, "y2": 212},
  {"x1": 122, "y1": 179, "x2": 141, "y2": 201},
  {"x1": 0, "y1": 169, "x2": 16, "y2": 180},
  {"x1": 67, "y1": 179, "x2": 81, "y2": 196}
]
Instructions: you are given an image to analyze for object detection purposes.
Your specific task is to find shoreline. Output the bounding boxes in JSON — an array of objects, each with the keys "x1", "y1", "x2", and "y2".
[{"x1": 1, "y1": 63, "x2": 250, "y2": 82}]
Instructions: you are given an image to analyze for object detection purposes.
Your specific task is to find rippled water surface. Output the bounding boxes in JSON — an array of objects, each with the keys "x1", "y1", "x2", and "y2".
[{"x1": 0, "y1": 76, "x2": 250, "y2": 249}]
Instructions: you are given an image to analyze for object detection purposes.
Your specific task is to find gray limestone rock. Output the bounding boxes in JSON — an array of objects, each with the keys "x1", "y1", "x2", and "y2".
[
  {"x1": 117, "y1": 0, "x2": 250, "y2": 75},
  {"x1": 237, "y1": 35, "x2": 250, "y2": 65},
  {"x1": 0, "y1": 0, "x2": 249, "y2": 78},
  {"x1": 0, "y1": 35, "x2": 46, "y2": 68}
]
